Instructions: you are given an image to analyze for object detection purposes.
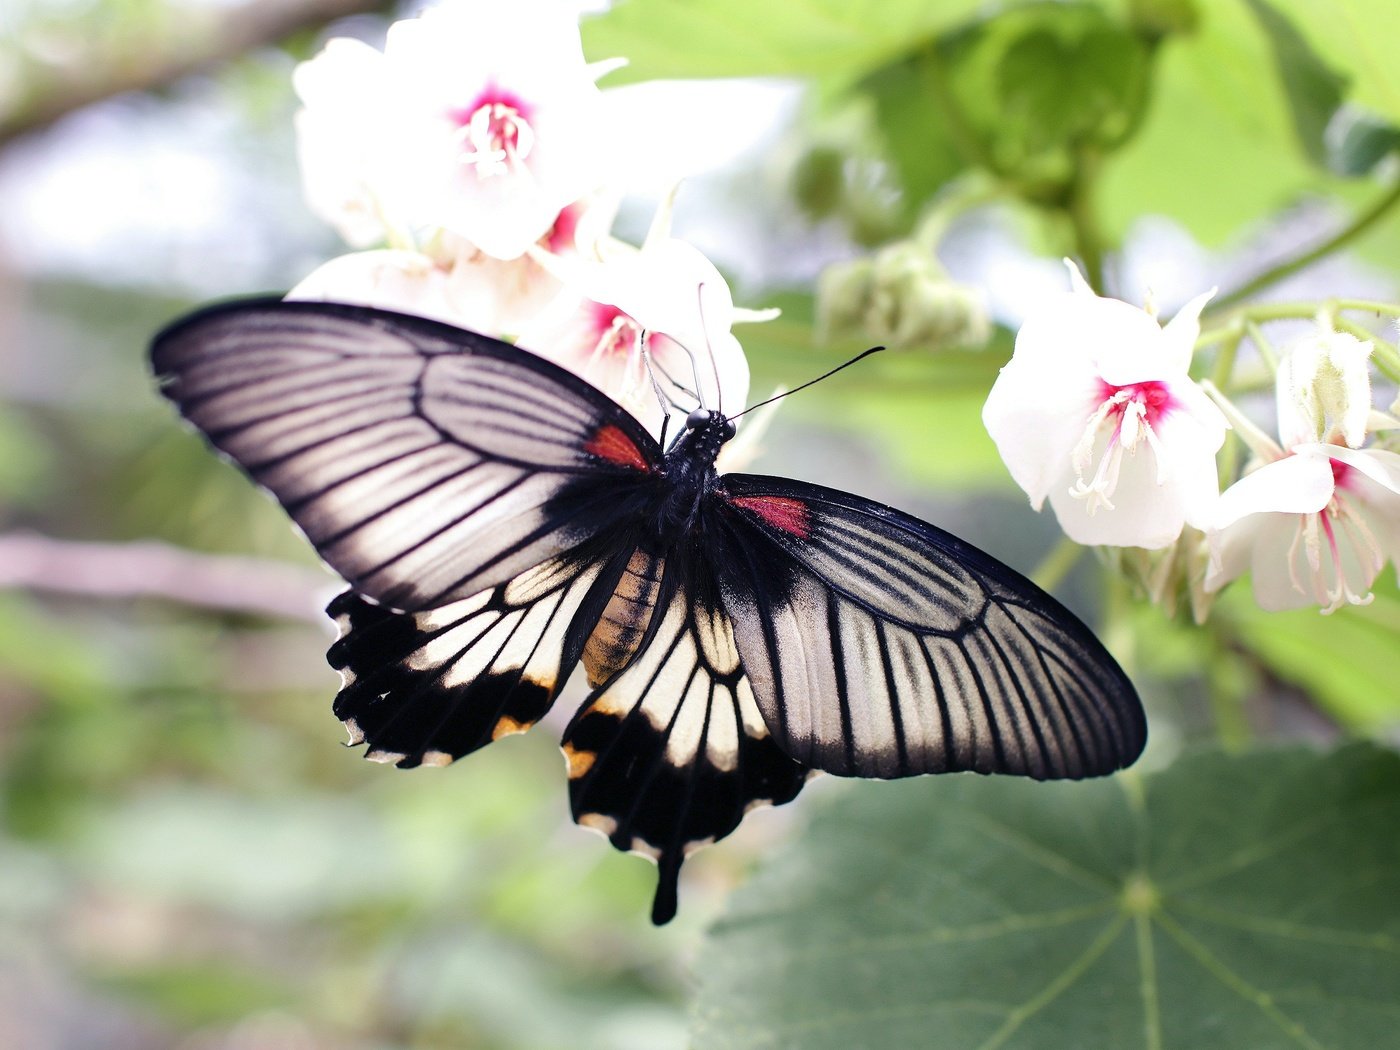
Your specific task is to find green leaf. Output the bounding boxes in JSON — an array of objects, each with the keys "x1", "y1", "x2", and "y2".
[
  {"x1": 581, "y1": 0, "x2": 985, "y2": 82},
  {"x1": 1221, "y1": 575, "x2": 1400, "y2": 730},
  {"x1": 693, "y1": 745, "x2": 1400, "y2": 1049},
  {"x1": 1097, "y1": 1, "x2": 1321, "y2": 245},
  {"x1": 1327, "y1": 108, "x2": 1400, "y2": 176},
  {"x1": 864, "y1": 5, "x2": 1151, "y2": 206},
  {"x1": 1262, "y1": 0, "x2": 1400, "y2": 129},
  {"x1": 1244, "y1": 0, "x2": 1349, "y2": 167}
]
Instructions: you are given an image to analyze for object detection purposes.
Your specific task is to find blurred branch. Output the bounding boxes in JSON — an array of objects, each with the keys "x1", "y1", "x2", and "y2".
[
  {"x1": 0, "y1": 0, "x2": 389, "y2": 148},
  {"x1": 0, "y1": 532, "x2": 335, "y2": 623}
]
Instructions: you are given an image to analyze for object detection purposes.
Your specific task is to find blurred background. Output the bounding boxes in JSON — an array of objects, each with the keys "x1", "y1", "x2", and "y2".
[{"x1": 3, "y1": 1, "x2": 1398, "y2": 1048}]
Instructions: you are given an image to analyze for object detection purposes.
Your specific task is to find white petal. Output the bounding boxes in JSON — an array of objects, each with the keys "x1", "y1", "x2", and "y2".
[
  {"x1": 981, "y1": 363, "x2": 1100, "y2": 508},
  {"x1": 1201, "y1": 379, "x2": 1283, "y2": 462},
  {"x1": 1204, "y1": 510, "x2": 1268, "y2": 593},
  {"x1": 1322, "y1": 445, "x2": 1400, "y2": 497},
  {"x1": 1247, "y1": 517, "x2": 1322, "y2": 611},
  {"x1": 286, "y1": 251, "x2": 463, "y2": 325},
  {"x1": 1062, "y1": 258, "x2": 1096, "y2": 296},
  {"x1": 1044, "y1": 439, "x2": 1188, "y2": 548},
  {"x1": 1212, "y1": 453, "x2": 1334, "y2": 530},
  {"x1": 1158, "y1": 286, "x2": 1215, "y2": 374},
  {"x1": 1153, "y1": 405, "x2": 1228, "y2": 530}
]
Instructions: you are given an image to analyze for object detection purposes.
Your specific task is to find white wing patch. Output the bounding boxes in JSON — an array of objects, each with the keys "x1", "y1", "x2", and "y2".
[
  {"x1": 561, "y1": 572, "x2": 809, "y2": 925},
  {"x1": 327, "y1": 556, "x2": 608, "y2": 768}
]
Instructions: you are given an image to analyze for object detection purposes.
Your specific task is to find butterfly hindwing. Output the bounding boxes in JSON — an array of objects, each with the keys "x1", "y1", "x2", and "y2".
[
  {"x1": 710, "y1": 474, "x2": 1146, "y2": 781},
  {"x1": 561, "y1": 553, "x2": 809, "y2": 923},
  {"x1": 151, "y1": 299, "x2": 662, "y2": 611},
  {"x1": 327, "y1": 549, "x2": 632, "y2": 767}
]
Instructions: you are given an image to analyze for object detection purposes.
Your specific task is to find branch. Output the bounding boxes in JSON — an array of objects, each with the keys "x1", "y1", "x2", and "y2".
[
  {"x1": 1209, "y1": 178, "x2": 1400, "y2": 312},
  {"x1": 0, "y1": 532, "x2": 337, "y2": 624},
  {"x1": 1, "y1": 0, "x2": 388, "y2": 148}
]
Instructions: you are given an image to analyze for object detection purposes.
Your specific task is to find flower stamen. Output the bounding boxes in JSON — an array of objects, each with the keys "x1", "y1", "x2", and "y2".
[
  {"x1": 455, "y1": 100, "x2": 535, "y2": 178},
  {"x1": 1069, "y1": 381, "x2": 1176, "y2": 513}
]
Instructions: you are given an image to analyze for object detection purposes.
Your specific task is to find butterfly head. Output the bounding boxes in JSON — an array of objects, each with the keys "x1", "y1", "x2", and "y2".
[
  {"x1": 685, "y1": 407, "x2": 736, "y2": 442},
  {"x1": 666, "y1": 407, "x2": 735, "y2": 473}
]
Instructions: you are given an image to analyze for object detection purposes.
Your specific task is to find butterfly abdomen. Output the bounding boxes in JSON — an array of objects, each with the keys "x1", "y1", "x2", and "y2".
[{"x1": 582, "y1": 549, "x2": 665, "y2": 686}]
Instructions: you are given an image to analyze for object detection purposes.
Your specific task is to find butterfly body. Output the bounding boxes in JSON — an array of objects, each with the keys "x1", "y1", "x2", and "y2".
[{"x1": 152, "y1": 298, "x2": 1147, "y2": 924}]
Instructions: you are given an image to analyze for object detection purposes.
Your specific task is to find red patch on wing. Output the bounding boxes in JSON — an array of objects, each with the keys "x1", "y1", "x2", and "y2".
[
  {"x1": 731, "y1": 496, "x2": 811, "y2": 539},
  {"x1": 585, "y1": 424, "x2": 650, "y2": 471}
]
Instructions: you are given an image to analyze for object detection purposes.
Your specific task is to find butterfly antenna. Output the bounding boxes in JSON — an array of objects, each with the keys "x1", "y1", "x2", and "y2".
[
  {"x1": 650, "y1": 354, "x2": 700, "y2": 402},
  {"x1": 640, "y1": 330, "x2": 693, "y2": 449},
  {"x1": 728, "y1": 345, "x2": 886, "y2": 421},
  {"x1": 697, "y1": 282, "x2": 724, "y2": 414}
]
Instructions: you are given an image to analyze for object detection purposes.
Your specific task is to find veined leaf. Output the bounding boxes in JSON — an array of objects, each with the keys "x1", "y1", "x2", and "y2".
[{"x1": 694, "y1": 746, "x2": 1400, "y2": 1049}]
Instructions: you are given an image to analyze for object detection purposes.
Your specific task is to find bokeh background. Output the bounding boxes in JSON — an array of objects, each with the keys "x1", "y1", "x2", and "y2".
[{"x1": 3, "y1": 1, "x2": 1399, "y2": 1048}]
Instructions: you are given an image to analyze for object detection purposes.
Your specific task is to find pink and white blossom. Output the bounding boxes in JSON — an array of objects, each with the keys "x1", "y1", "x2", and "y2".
[
  {"x1": 517, "y1": 237, "x2": 753, "y2": 436},
  {"x1": 1206, "y1": 333, "x2": 1400, "y2": 613},
  {"x1": 293, "y1": 0, "x2": 615, "y2": 259},
  {"x1": 287, "y1": 201, "x2": 602, "y2": 338},
  {"x1": 981, "y1": 263, "x2": 1228, "y2": 549}
]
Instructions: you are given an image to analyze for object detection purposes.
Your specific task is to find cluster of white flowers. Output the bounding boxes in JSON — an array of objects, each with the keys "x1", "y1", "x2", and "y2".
[
  {"x1": 289, "y1": 2, "x2": 1398, "y2": 621},
  {"x1": 984, "y1": 263, "x2": 1400, "y2": 617},
  {"x1": 286, "y1": 0, "x2": 758, "y2": 437}
]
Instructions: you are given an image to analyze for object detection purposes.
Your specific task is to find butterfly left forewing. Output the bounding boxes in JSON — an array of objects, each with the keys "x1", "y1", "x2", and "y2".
[
  {"x1": 152, "y1": 299, "x2": 662, "y2": 611},
  {"x1": 709, "y1": 474, "x2": 1146, "y2": 782},
  {"x1": 561, "y1": 555, "x2": 809, "y2": 924}
]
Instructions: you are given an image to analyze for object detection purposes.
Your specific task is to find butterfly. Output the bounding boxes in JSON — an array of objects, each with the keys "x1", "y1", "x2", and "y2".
[{"x1": 151, "y1": 298, "x2": 1146, "y2": 923}]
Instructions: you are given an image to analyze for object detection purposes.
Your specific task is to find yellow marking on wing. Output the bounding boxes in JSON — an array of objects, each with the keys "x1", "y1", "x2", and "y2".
[
  {"x1": 578, "y1": 812, "x2": 618, "y2": 835},
  {"x1": 562, "y1": 742, "x2": 596, "y2": 778},
  {"x1": 491, "y1": 715, "x2": 531, "y2": 740}
]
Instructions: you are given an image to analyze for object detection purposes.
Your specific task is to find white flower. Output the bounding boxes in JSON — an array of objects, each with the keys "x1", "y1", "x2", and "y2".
[
  {"x1": 1206, "y1": 338, "x2": 1400, "y2": 613},
  {"x1": 517, "y1": 237, "x2": 752, "y2": 436},
  {"x1": 287, "y1": 201, "x2": 602, "y2": 339},
  {"x1": 293, "y1": 0, "x2": 614, "y2": 259},
  {"x1": 287, "y1": 249, "x2": 463, "y2": 324},
  {"x1": 981, "y1": 263, "x2": 1228, "y2": 549}
]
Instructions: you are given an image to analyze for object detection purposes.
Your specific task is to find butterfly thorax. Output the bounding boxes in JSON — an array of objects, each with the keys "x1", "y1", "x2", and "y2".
[
  {"x1": 580, "y1": 413, "x2": 732, "y2": 687},
  {"x1": 653, "y1": 411, "x2": 733, "y2": 536}
]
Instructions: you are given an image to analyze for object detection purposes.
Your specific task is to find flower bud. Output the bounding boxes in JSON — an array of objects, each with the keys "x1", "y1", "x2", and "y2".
[
  {"x1": 1276, "y1": 328, "x2": 1374, "y2": 449},
  {"x1": 1111, "y1": 527, "x2": 1216, "y2": 623},
  {"x1": 817, "y1": 241, "x2": 989, "y2": 350}
]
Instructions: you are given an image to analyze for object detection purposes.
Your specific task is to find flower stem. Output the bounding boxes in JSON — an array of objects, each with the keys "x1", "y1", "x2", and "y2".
[
  {"x1": 1065, "y1": 151, "x2": 1107, "y2": 294},
  {"x1": 1209, "y1": 178, "x2": 1400, "y2": 312},
  {"x1": 1245, "y1": 320, "x2": 1279, "y2": 372},
  {"x1": 1208, "y1": 328, "x2": 1243, "y2": 389},
  {"x1": 1031, "y1": 535, "x2": 1084, "y2": 593},
  {"x1": 1205, "y1": 627, "x2": 1253, "y2": 750},
  {"x1": 1332, "y1": 316, "x2": 1400, "y2": 383}
]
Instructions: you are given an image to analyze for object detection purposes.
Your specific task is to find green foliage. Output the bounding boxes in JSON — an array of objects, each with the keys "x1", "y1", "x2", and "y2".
[
  {"x1": 1244, "y1": 0, "x2": 1349, "y2": 169},
  {"x1": 583, "y1": 0, "x2": 985, "y2": 82},
  {"x1": 694, "y1": 746, "x2": 1400, "y2": 1049},
  {"x1": 1221, "y1": 575, "x2": 1400, "y2": 731}
]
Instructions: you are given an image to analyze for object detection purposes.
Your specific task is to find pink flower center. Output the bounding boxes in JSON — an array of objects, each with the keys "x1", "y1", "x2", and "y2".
[
  {"x1": 546, "y1": 203, "x2": 583, "y2": 254},
  {"x1": 1329, "y1": 457, "x2": 1353, "y2": 491},
  {"x1": 1096, "y1": 379, "x2": 1175, "y2": 426},
  {"x1": 450, "y1": 88, "x2": 535, "y2": 178},
  {"x1": 1283, "y1": 453, "x2": 1382, "y2": 613},
  {"x1": 590, "y1": 302, "x2": 642, "y2": 359},
  {"x1": 1069, "y1": 380, "x2": 1178, "y2": 514}
]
